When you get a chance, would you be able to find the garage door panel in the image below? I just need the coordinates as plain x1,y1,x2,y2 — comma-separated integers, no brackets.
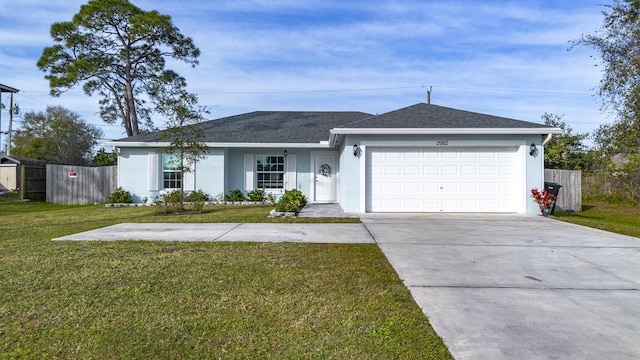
385,151,401,160
386,165,401,175
366,147,520,212
442,150,458,158
423,181,440,192
498,165,515,175
405,182,421,192
405,198,421,209
480,199,498,208
461,165,477,175
479,165,496,175
460,182,477,192
423,165,439,175
442,182,458,192
442,165,458,175
460,199,480,209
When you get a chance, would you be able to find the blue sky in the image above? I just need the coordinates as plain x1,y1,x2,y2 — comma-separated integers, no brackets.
0,0,607,147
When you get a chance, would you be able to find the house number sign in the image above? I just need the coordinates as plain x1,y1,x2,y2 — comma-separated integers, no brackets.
436,140,449,146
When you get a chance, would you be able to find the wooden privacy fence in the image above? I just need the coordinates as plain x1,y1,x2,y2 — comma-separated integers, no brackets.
20,164,47,201
47,165,117,205
545,169,582,212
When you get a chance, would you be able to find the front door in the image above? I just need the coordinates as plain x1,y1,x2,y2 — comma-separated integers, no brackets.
314,154,337,202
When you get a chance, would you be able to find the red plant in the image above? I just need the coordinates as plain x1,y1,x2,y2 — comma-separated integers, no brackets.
530,188,557,213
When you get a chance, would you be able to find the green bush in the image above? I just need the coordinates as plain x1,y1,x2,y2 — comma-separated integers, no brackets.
247,188,267,201
154,190,184,214
107,187,132,203
162,189,184,203
186,189,210,202
224,189,247,202
186,189,209,212
274,189,307,214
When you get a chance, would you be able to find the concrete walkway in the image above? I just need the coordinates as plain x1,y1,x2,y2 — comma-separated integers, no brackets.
297,203,359,218
53,222,374,243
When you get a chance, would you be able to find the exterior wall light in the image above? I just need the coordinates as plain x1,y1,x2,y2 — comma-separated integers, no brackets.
283,149,288,157
353,144,359,157
529,143,537,156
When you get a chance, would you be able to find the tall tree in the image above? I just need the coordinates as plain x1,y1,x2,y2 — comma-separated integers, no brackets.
37,0,200,137
158,91,209,210
570,0,640,153
541,113,588,170
12,106,102,165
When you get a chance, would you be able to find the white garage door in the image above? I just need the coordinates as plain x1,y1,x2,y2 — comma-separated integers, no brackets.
366,147,521,212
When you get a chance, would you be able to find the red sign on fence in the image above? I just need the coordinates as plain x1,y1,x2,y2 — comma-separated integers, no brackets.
69,172,77,178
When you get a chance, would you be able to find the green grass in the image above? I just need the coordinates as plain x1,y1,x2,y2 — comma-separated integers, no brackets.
0,195,451,359
554,196,640,238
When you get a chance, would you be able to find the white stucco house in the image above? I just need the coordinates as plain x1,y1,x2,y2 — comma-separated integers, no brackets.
106,103,561,214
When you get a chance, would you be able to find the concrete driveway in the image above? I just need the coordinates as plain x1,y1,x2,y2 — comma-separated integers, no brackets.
361,214,640,360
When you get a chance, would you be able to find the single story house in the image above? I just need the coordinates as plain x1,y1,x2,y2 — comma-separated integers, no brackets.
106,103,561,214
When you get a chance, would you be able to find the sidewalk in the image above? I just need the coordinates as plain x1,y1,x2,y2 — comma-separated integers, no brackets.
53,222,374,243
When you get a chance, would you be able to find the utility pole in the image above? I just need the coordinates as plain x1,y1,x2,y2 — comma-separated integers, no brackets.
0,84,19,155
427,86,432,104
8,92,14,156
0,93,3,154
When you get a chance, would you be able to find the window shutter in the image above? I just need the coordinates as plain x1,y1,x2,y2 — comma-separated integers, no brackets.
148,152,159,191
184,162,195,191
286,154,297,190
244,154,254,191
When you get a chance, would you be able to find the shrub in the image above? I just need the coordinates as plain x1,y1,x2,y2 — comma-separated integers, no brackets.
161,189,184,204
186,189,210,202
247,188,267,202
186,189,209,212
154,190,184,214
107,187,132,203
274,189,307,214
224,189,247,202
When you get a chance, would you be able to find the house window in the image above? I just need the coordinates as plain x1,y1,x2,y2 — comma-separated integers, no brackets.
162,153,182,189
256,155,284,189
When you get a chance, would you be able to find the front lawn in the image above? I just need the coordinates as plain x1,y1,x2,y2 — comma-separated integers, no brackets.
0,195,451,359
554,197,640,238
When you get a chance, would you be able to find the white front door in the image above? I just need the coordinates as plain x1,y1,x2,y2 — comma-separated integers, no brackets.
314,154,337,202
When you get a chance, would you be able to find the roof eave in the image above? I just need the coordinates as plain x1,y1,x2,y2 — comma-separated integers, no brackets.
0,84,19,93
330,127,563,135
105,141,332,148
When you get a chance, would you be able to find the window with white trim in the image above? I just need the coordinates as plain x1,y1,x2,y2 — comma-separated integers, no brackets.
162,153,182,189
256,155,284,189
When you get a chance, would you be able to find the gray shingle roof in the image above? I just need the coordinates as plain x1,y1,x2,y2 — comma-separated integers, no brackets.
114,103,551,144
117,111,373,143
342,103,548,129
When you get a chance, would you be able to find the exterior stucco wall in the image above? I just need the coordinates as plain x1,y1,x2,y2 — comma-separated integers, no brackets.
225,148,313,198
117,147,225,203
337,134,546,214
193,149,226,199
117,147,154,203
